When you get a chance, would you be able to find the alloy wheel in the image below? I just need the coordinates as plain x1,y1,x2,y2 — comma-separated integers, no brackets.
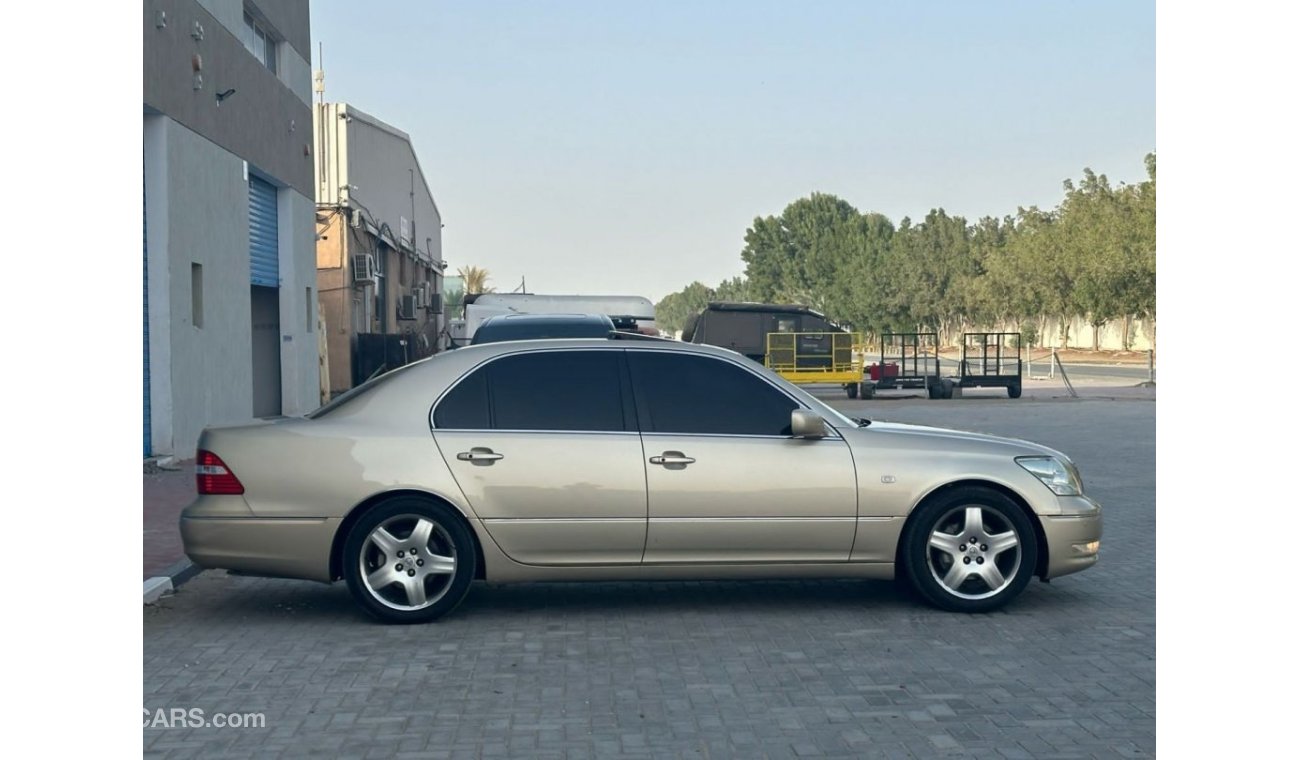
925,505,1022,600
358,514,458,611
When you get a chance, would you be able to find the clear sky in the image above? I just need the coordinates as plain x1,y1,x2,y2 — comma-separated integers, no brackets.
310,0,1154,301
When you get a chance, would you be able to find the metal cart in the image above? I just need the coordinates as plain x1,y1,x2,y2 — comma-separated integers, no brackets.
865,332,947,399
765,331,867,398
958,332,1023,398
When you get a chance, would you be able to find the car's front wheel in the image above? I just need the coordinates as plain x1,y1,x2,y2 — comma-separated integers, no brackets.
343,497,477,623
902,487,1038,612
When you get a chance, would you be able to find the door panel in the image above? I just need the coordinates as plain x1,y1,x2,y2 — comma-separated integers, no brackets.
431,348,647,565
435,431,647,565
625,349,860,564
641,435,857,563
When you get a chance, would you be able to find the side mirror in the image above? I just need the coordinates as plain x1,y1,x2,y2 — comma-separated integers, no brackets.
791,409,827,439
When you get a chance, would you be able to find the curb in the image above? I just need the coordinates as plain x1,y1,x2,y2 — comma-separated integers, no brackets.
143,557,203,604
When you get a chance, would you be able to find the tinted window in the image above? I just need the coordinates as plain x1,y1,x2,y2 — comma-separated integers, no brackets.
491,351,626,431
435,350,627,431
432,366,489,428
628,352,797,436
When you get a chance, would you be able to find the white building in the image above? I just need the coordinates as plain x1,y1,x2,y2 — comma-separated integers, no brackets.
144,0,317,457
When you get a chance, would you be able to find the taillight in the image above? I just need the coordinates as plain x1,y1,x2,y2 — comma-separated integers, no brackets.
196,449,245,495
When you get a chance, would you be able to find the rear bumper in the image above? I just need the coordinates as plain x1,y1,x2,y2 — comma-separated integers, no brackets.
180,498,337,582
1040,511,1103,579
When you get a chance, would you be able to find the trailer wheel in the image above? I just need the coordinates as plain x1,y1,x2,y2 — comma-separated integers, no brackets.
928,383,942,400
846,383,858,399
860,383,874,399
1007,382,1022,399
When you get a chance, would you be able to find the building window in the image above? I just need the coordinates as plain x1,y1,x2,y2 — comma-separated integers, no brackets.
306,287,314,333
241,9,278,75
191,263,204,328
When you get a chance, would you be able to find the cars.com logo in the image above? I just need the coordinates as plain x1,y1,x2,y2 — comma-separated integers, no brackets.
143,708,266,729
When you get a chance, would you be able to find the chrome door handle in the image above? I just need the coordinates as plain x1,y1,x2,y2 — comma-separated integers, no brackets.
457,448,504,463
649,452,695,466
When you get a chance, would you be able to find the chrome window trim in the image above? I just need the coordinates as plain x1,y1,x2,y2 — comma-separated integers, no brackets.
435,429,640,437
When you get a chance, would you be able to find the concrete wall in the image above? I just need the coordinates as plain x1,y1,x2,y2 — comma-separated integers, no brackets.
144,0,313,195
1038,316,1156,351
147,116,252,456
195,0,311,64
145,115,318,456
275,186,320,416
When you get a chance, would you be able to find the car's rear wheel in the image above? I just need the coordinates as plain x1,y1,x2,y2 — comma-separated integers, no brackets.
902,487,1037,612
343,497,477,623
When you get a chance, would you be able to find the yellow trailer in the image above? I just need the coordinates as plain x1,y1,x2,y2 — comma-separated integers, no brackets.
765,331,867,398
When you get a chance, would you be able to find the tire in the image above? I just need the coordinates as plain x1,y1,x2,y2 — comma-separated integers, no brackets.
846,383,859,399
927,383,942,400
861,383,875,399
901,486,1038,613
1007,382,1022,399
343,497,477,624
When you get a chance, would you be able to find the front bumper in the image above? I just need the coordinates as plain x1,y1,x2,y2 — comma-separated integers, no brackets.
1040,508,1103,579
180,497,338,582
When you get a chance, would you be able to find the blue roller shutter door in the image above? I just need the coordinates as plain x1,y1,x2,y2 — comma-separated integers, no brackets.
248,175,279,287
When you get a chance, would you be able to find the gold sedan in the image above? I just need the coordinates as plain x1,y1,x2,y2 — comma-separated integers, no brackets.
181,336,1101,623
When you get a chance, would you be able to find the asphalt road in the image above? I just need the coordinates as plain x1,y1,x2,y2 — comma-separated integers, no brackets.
144,395,1155,759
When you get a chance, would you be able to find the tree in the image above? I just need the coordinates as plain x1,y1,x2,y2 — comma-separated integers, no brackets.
457,265,494,294
658,153,1154,350
654,281,712,335
712,276,751,302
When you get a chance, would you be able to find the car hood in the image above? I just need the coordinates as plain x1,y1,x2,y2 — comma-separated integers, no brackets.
850,421,1069,461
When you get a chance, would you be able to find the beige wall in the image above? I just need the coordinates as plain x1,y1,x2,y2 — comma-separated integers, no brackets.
1036,316,1156,351
316,212,443,397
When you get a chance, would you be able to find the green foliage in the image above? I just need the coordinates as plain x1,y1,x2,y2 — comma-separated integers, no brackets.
661,154,1155,347
654,281,713,335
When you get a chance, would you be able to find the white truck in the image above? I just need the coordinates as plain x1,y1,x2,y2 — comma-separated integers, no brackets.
449,293,657,347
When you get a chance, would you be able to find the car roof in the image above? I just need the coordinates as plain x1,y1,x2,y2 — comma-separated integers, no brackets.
454,335,737,358
311,337,779,423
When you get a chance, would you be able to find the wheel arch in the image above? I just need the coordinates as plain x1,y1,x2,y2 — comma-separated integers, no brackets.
895,479,1049,578
329,489,487,582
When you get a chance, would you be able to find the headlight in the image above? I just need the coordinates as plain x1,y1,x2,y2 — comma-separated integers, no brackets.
1016,456,1083,496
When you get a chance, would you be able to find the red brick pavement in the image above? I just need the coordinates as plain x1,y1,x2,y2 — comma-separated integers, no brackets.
144,460,195,579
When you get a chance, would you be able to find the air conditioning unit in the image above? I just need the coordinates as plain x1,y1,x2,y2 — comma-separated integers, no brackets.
428,292,443,313
397,294,417,321
352,253,377,284
412,284,428,309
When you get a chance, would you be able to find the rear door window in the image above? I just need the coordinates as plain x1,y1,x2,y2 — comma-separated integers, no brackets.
434,350,629,432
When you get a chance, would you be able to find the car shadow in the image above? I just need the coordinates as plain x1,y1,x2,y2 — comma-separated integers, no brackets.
152,573,1083,628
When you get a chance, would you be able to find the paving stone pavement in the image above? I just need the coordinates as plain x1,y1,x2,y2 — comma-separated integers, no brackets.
144,395,1155,759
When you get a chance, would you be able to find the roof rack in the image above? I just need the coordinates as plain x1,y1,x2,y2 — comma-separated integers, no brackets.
607,331,673,342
